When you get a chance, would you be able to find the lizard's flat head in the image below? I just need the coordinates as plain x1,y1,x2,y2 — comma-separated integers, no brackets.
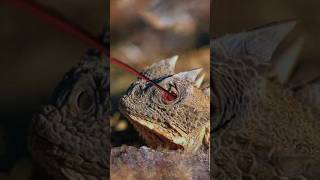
119,56,209,153
29,52,109,179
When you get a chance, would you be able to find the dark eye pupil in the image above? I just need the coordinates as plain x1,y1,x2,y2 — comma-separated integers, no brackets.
77,92,94,111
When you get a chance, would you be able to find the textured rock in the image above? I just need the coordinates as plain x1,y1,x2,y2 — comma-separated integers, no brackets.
111,146,209,180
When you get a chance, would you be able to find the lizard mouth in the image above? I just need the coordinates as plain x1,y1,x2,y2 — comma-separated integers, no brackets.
123,113,185,150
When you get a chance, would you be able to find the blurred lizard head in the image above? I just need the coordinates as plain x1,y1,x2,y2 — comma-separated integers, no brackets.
30,51,109,179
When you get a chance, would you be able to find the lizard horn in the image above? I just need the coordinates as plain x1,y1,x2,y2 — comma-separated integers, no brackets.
271,37,304,84
173,68,202,81
212,20,296,62
195,74,205,88
167,55,178,71
142,55,179,79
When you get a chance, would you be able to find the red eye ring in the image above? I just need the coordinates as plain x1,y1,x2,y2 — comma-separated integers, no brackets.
161,83,178,103
162,91,177,102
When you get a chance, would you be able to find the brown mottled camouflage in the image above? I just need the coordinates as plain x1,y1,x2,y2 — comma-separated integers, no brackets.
211,20,320,180
119,55,210,154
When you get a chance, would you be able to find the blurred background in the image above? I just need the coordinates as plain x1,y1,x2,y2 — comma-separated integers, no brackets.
213,0,320,86
110,0,210,147
0,1,105,179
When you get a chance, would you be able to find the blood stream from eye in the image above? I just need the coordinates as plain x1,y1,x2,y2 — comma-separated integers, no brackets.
2,0,177,100
162,92,177,102
110,57,177,100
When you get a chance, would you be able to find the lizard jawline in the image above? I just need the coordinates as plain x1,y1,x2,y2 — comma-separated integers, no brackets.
31,133,107,177
127,115,185,150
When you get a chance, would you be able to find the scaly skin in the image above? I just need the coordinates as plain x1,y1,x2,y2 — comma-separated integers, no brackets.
294,81,320,118
29,36,110,179
119,56,210,154
211,21,320,179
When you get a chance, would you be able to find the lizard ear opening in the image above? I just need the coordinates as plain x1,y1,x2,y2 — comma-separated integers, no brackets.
77,91,95,113
212,20,296,63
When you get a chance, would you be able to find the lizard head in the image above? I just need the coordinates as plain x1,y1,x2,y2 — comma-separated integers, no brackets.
211,20,297,131
29,52,109,179
119,56,209,153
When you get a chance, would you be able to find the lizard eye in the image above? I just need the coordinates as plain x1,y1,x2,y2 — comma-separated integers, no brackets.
131,85,142,97
161,83,179,104
127,84,142,97
77,92,94,112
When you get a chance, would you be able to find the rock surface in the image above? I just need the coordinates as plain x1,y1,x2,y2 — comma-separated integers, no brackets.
111,146,209,180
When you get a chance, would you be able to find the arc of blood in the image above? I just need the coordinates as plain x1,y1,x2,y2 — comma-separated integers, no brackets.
2,0,177,100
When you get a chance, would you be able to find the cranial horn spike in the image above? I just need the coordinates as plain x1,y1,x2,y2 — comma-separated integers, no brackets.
142,55,179,79
271,37,304,84
173,68,202,81
212,20,297,62
168,55,178,71
195,74,205,88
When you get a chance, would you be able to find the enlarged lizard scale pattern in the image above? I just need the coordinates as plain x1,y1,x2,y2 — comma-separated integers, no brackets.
211,21,320,179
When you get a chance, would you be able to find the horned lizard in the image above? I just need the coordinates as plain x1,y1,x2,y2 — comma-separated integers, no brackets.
119,55,210,154
29,32,110,180
211,20,320,179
